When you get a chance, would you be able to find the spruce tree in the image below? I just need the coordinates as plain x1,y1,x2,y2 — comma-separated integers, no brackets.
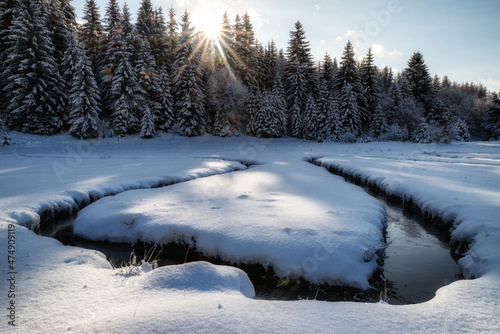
79,0,103,73
165,5,178,70
233,11,258,90
171,10,205,136
484,92,500,140
359,48,380,123
321,52,335,92
3,0,64,134
302,94,319,140
157,64,174,131
109,12,142,136
402,52,436,114
337,83,361,137
369,104,389,139
284,21,317,138
64,40,102,139
332,41,367,131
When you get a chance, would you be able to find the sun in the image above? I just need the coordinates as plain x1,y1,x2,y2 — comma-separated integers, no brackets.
193,4,222,40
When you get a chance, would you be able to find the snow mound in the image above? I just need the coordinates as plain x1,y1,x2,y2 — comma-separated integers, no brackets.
74,160,386,289
138,261,255,298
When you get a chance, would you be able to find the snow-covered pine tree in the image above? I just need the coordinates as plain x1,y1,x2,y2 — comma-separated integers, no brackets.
411,122,433,143
109,18,142,135
48,0,77,64
369,104,389,140
321,52,335,92
359,48,380,125
401,52,437,116
245,91,261,136
64,40,102,139
171,10,205,136
135,36,161,136
165,5,178,70
97,0,122,115
444,118,470,142
140,105,156,138
0,0,21,110
302,94,319,140
206,63,245,137
151,7,169,67
284,21,317,138
323,96,342,142
157,64,174,131
79,0,103,73
332,41,367,133
233,11,258,91
3,0,64,134
484,92,500,140
337,83,362,137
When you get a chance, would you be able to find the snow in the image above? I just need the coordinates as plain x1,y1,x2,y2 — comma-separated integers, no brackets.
1,132,499,333
73,154,385,288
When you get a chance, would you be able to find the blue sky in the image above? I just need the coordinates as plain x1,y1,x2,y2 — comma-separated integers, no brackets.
72,0,500,92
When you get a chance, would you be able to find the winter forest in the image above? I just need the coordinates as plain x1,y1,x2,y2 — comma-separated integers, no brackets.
1,0,499,142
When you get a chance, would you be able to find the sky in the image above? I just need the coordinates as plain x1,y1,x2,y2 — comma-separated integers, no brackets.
72,0,500,92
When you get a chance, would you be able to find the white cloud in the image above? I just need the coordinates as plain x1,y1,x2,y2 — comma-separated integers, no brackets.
344,29,356,38
314,5,321,11
388,49,403,57
371,43,403,59
335,36,343,42
176,0,191,7
372,44,386,57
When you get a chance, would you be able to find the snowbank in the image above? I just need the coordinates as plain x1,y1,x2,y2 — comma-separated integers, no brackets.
74,159,386,288
315,141,500,278
1,133,499,333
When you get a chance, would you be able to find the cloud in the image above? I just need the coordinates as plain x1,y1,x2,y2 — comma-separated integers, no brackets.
372,44,386,57
314,5,321,11
176,0,191,7
371,43,403,59
344,29,356,38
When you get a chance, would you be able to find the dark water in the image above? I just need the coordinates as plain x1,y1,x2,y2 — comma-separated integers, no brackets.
381,197,462,305
40,197,461,304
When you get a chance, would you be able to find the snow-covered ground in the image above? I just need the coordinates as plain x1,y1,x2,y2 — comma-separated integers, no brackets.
1,132,499,333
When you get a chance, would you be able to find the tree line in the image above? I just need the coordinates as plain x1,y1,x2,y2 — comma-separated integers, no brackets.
1,0,499,142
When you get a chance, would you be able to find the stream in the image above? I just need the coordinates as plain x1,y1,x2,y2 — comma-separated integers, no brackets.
39,163,462,305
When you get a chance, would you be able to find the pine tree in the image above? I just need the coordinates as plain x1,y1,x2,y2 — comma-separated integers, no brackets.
285,21,317,138
109,14,142,136
165,5,178,69
48,0,77,64
245,92,260,135
302,94,319,140
369,104,389,139
171,10,205,136
157,64,174,131
402,52,436,114
359,48,380,123
337,83,361,137
136,37,161,136
484,92,500,140
233,11,258,90
64,40,102,139
3,0,64,134
332,41,367,130
140,106,156,138
0,0,19,110
79,0,103,73
321,52,335,91
411,122,433,143
136,0,154,37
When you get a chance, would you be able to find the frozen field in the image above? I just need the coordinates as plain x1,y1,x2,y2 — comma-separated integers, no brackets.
1,132,499,333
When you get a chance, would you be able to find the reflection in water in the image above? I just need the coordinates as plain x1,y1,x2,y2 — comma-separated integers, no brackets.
381,197,461,305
